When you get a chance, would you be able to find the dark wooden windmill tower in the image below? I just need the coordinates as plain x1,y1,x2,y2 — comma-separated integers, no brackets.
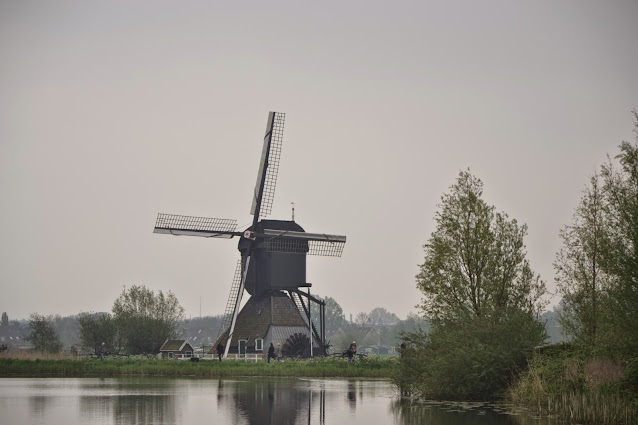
153,112,346,358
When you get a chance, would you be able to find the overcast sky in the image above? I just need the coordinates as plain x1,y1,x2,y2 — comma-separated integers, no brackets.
1,0,637,321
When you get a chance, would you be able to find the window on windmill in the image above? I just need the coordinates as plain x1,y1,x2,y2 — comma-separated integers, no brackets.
256,339,263,351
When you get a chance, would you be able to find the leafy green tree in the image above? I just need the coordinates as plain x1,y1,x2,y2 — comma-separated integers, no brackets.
1,312,8,326
403,170,547,399
598,114,638,355
112,285,184,355
555,173,611,349
313,295,345,335
417,171,547,320
77,313,117,355
26,313,63,354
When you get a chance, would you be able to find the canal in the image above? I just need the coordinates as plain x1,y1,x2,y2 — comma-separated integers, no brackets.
0,377,554,424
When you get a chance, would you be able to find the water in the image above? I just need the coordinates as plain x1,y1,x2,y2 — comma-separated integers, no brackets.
0,377,554,425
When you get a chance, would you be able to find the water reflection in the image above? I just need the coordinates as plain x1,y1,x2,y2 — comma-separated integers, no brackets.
390,398,554,425
0,377,558,425
346,381,356,407
28,395,48,419
229,380,305,424
78,378,180,425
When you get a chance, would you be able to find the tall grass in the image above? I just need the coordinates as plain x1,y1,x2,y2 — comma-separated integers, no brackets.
0,353,398,379
508,346,638,424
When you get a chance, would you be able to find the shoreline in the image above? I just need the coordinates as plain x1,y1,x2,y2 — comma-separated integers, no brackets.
0,357,398,379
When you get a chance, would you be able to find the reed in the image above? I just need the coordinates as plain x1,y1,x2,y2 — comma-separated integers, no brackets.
508,348,638,424
0,355,398,379
531,391,638,424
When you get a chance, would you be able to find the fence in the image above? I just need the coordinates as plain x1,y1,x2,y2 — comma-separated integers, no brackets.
173,353,265,362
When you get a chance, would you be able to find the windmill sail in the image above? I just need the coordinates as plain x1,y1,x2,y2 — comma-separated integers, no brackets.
153,213,240,238
262,229,346,257
250,112,285,221
217,260,243,341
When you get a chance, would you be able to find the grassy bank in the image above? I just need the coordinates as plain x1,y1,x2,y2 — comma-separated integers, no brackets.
508,344,638,424
0,355,398,379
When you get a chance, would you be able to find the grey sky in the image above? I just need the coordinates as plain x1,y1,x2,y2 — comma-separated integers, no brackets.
1,1,637,321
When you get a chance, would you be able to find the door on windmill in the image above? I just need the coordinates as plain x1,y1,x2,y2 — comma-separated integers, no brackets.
239,340,247,357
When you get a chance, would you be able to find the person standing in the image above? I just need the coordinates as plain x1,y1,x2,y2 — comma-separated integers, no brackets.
276,343,282,362
98,343,105,361
348,341,357,363
217,343,224,362
268,343,275,363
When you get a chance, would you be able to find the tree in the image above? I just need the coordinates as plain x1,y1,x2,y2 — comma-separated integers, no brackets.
556,112,638,357
1,312,8,326
52,315,80,348
77,312,117,355
26,313,63,354
598,114,638,355
314,295,345,335
416,170,547,321
111,285,184,355
555,173,611,349
355,312,371,327
368,307,400,326
404,170,547,399
388,312,429,345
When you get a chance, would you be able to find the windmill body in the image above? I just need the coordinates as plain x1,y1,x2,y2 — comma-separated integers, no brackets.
153,112,346,359
239,220,308,297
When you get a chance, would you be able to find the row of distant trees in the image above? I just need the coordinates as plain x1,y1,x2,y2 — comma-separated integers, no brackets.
313,297,426,350
396,112,638,400
5,290,418,356
3,285,184,355
318,297,401,331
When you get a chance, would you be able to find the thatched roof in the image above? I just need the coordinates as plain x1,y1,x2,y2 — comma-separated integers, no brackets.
159,339,192,352
212,291,306,349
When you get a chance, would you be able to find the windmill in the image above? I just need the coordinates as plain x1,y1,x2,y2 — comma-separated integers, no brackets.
153,112,346,358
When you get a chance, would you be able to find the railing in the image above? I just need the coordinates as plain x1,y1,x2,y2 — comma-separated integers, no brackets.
172,353,265,362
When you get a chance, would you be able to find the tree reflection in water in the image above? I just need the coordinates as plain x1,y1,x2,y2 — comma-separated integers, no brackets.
390,398,556,425
78,378,179,425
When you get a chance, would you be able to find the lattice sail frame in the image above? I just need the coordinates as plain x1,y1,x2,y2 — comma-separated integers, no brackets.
154,213,238,238
263,230,346,257
250,112,285,219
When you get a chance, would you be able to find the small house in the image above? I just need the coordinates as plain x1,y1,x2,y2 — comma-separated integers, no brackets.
159,339,195,360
